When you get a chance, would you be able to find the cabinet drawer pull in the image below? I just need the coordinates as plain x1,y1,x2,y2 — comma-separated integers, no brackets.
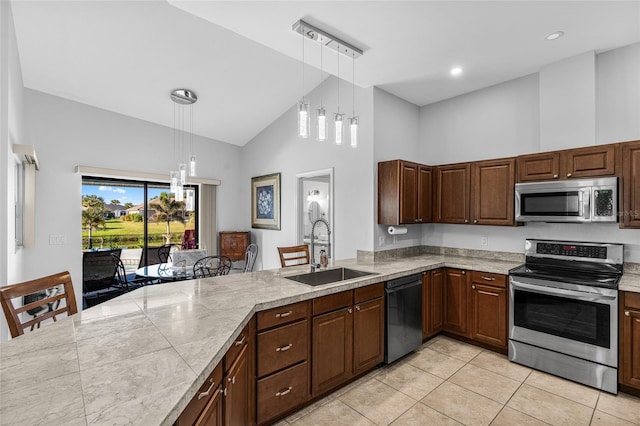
481,276,496,281
275,387,292,397
567,173,572,177
234,334,246,346
625,311,631,316
276,311,292,318
472,285,476,289
198,378,216,400
553,174,559,179
276,343,293,352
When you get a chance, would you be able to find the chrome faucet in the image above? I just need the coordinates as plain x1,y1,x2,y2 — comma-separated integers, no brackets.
310,218,331,272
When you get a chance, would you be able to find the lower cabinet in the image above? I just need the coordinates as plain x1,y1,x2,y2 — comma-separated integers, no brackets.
312,284,385,397
175,320,255,426
422,269,444,339
621,291,640,394
468,271,508,349
443,269,469,336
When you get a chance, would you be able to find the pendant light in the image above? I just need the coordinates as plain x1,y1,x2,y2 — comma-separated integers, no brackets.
316,36,328,142
298,28,310,138
334,44,344,146
349,51,358,148
170,89,197,202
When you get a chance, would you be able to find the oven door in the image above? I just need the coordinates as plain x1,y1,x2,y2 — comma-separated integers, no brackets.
509,276,618,367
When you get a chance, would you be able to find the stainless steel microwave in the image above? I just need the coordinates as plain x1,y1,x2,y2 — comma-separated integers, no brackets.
515,177,618,223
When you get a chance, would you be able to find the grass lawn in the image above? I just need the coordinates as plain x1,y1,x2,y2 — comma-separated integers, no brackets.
82,218,194,248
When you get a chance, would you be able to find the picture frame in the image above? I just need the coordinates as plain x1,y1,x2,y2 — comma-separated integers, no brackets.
251,172,281,230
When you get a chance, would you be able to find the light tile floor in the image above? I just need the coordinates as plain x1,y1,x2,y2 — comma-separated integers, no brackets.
277,336,640,426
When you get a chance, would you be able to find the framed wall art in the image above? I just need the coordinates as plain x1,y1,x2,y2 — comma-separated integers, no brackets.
251,172,281,230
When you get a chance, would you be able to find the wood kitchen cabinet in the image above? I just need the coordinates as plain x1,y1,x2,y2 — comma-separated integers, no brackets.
378,160,432,225
517,144,617,182
620,291,640,396
434,163,471,224
468,271,508,350
422,269,444,340
471,158,516,226
175,320,255,426
311,284,384,397
256,301,310,425
443,269,469,336
621,141,640,228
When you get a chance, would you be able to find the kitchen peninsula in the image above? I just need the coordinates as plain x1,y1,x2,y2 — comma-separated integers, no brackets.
1,252,639,425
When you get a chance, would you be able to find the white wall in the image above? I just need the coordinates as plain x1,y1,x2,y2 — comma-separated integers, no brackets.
1,1,26,342
373,87,423,251
419,73,540,164
597,43,640,144
419,44,640,262
241,76,375,270
540,51,596,151
20,89,243,310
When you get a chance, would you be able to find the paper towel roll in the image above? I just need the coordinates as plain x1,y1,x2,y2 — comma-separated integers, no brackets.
388,226,407,235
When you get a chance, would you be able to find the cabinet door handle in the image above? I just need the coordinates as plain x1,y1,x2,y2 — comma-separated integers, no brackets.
198,378,216,400
464,219,469,223
472,285,476,289
461,270,466,275
276,343,293,352
355,305,361,311
481,276,496,281
228,375,235,385
473,219,478,224
234,334,246,346
567,173,572,177
275,387,292,397
553,174,559,179
348,308,353,314
625,311,631,316
276,311,292,318
223,387,227,396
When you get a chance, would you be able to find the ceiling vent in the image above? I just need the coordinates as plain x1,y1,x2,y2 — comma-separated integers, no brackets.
12,144,40,170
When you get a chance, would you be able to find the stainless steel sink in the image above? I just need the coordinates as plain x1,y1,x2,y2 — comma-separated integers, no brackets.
284,267,377,286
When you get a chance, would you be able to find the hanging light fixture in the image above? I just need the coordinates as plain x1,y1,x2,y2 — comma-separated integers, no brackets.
170,89,197,202
292,20,363,146
349,51,358,148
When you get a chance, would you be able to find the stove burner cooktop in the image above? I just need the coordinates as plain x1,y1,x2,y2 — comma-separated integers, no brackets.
509,264,621,289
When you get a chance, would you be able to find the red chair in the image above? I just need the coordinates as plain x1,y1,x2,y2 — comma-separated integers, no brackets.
181,229,196,249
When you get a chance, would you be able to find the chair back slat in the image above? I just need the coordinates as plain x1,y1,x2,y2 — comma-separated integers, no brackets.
0,271,77,338
277,245,310,267
193,256,232,278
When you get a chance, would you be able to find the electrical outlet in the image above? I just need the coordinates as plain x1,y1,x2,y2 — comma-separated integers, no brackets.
481,236,488,247
379,236,386,246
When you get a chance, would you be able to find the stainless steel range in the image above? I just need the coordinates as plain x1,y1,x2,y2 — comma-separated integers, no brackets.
509,239,623,394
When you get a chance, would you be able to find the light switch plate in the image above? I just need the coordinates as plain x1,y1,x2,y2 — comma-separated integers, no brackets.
49,234,66,245
481,236,489,247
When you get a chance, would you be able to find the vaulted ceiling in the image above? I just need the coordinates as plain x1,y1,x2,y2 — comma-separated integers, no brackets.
10,1,640,146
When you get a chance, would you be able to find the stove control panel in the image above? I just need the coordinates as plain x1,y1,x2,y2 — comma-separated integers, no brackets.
536,242,607,259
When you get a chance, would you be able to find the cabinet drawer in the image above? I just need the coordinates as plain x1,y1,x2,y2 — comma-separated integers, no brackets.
355,283,384,303
313,290,353,316
257,301,309,331
471,271,506,288
257,320,308,377
257,361,309,425
624,292,640,310
177,362,223,426
224,321,250,372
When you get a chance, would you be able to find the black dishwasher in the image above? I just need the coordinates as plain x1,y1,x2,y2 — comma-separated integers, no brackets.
384,274,423,364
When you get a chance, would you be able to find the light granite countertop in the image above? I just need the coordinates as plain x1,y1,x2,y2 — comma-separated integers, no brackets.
0,254,636,425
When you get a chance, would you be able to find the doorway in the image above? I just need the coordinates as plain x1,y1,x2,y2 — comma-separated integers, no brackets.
296,168,334,264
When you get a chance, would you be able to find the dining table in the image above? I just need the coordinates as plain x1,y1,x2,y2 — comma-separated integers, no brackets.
135,263,195,282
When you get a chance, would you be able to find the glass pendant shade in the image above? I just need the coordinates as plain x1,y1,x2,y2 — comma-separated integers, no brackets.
170,171,179,194
298,101,310,138
178,163,187,185
334,113,344,145
175,185,184,202
349,116,359,148
185,189,195,211
189,155,197,177
317,107,328,141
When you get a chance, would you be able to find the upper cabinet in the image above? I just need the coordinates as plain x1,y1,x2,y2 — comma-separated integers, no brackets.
621,140,640,228
434,163,470,224
471,158,516,226
517,144,617,182
378,160,432,225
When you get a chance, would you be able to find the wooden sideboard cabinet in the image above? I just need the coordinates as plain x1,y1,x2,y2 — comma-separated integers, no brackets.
219,231,250,261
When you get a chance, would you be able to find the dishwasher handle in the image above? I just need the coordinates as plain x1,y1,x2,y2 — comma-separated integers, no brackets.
385,274,421,291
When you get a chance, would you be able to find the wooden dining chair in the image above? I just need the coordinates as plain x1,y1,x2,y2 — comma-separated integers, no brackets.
277,245,310,267
0,271,78,338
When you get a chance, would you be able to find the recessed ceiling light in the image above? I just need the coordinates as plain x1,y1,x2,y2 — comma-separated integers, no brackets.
545,31,565,41
450,67,463,76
